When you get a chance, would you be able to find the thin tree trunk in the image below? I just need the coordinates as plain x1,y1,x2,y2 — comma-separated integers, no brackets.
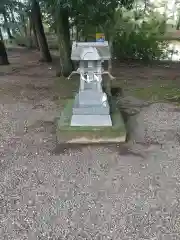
31,0,52,62
29,13,40,50
0,40,9,65
9,8,17,35
177,12,180,30
56,9,73,77
2,9,13,39
10,8,16,23
105,29,113,72
76,24,79,41
10,7,22,35
21,14,27,37
0,28,3,41
108,39,113,72
33,24,40,50
28,16,33,48
177,20,180,30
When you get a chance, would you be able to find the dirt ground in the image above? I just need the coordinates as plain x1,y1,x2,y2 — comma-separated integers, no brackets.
1,48,180,240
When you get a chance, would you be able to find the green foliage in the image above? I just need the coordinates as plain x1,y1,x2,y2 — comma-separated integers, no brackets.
112,10,169,61
42,0,135,37
0,0,173,63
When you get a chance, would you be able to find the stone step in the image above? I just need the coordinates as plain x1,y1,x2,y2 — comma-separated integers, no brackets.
71,114,112,126
73,105,110,115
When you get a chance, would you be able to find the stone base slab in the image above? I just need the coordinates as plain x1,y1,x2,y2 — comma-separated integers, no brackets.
71,114,112,126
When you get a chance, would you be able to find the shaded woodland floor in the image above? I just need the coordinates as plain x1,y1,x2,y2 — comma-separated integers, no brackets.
1,47,180,239
2,47,180,103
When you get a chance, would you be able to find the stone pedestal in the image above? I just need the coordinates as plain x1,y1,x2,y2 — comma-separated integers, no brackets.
70,89,112,126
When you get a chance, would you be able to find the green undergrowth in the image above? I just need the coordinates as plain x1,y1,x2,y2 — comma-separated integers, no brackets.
53,76,79,106
131,84,180,102
114,79,180,103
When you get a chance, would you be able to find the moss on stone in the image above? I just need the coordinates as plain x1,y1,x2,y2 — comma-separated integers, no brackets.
56,97,126,143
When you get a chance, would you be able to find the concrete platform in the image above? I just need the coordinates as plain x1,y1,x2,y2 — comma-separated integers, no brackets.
56,96,126,144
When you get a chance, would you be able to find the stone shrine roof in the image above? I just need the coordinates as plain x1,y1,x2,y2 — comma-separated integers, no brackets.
71,41,111,61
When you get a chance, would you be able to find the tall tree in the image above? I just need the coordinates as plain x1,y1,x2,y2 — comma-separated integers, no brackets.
31,0,52,62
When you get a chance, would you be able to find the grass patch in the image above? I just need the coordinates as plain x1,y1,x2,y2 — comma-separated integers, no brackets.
115,80,180,102
131,84,180,102
53,76,79,107
54,76,79,95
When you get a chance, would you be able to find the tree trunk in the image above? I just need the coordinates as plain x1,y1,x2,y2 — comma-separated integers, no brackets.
31,0,52,62
0,28,3,41
108,47,112,72
177,21,180,30
28,16,33,48
29,13,39,50
33,25,40,50
177,13,180,30
56,10,73,77
10,7,22,35
76,24,79,41
31,15,40,50
0,40,9,65
21,14,28,37
10,8,17,35
2,9,13,39
105,29,113,72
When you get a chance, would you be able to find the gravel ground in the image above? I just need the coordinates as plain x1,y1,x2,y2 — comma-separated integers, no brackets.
1,49,180,240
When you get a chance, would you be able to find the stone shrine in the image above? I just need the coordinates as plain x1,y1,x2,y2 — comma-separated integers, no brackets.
68,41,113,127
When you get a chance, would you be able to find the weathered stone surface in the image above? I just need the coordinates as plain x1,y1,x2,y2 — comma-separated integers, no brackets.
72,90,112,126
83,81,100,90
75,90,107,106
